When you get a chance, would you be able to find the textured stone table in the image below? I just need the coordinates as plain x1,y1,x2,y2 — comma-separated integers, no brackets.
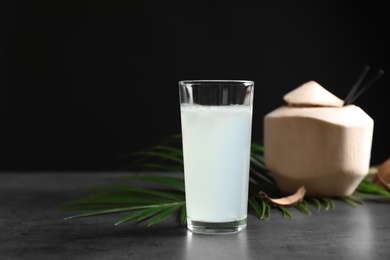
1,173,389,260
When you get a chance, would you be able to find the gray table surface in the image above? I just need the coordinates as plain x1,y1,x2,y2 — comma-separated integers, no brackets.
1,172,389,260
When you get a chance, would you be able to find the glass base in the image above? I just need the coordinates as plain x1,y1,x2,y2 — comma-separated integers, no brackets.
187,218,247,234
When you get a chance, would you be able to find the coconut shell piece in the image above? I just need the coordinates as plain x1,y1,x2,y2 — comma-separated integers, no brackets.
283,81,345,107
373,158,390,190
258,186,306,206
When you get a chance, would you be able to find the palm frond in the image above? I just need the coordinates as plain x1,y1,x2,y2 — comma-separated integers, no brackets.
277,206,293,218
61,175,186,226
295,200,312,216
248,196,266,220
118,175,185,192
309,198,322,212
61,135,390,227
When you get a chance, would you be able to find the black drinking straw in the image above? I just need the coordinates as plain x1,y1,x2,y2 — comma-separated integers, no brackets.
344,66,385,105
344,65,370,105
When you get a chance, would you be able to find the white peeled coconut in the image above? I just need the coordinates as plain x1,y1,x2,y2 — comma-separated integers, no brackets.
264,81,374,196
283,80,345,107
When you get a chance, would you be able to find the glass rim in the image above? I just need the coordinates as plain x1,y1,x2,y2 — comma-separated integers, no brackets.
179,80,254,85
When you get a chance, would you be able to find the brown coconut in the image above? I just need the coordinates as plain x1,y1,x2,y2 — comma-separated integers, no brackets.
373,158,390,190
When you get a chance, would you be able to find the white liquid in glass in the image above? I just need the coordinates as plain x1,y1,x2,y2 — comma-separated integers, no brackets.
180,104,252,222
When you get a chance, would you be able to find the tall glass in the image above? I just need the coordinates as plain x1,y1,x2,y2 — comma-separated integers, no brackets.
179,80,254,234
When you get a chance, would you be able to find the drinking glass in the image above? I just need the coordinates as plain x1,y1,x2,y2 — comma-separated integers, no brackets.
179,80,254,234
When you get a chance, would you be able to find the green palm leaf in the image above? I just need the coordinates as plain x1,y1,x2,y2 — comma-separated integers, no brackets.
118,175,185,192
180,205,187,225
277,206,293,218
60,135,390,227
309,198,322,212
64,205,157,220
248,196,265,219
146,204,183,227
85,186,184,201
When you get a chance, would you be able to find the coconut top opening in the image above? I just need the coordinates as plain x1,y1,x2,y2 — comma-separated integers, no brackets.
283,81,344,107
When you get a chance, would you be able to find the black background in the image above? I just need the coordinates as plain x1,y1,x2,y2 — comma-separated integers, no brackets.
1,2,389,172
